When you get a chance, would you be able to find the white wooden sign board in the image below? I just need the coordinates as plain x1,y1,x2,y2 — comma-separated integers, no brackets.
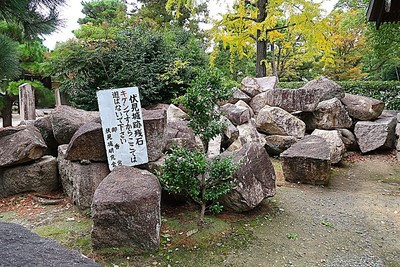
97,87,148,170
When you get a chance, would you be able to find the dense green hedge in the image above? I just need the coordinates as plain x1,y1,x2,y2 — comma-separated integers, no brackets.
279,81,400,110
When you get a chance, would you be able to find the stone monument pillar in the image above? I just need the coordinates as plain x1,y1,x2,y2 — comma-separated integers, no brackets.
19,83,36,121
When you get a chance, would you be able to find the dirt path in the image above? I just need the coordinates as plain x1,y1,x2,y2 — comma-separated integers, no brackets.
1,152,399,267
221,153,400,267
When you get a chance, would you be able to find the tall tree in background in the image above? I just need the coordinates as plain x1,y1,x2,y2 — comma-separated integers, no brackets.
320,9,367,80
0,0,65,126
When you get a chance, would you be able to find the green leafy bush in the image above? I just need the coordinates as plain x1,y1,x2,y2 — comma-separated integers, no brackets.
279,80,400,110
159,68,237,223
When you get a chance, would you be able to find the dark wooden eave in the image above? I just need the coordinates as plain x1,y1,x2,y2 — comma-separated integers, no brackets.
367,0,400,29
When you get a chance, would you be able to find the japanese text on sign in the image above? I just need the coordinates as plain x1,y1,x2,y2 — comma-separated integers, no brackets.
97,87,148,170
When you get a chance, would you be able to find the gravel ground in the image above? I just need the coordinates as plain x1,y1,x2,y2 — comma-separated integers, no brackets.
220,152,400,267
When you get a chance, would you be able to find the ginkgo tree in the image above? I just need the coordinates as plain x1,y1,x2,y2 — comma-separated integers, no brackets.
166,0,334,79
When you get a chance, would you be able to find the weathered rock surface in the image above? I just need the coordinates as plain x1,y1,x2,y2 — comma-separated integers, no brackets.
354,117,397,153
165,120,198,151
314,98,352,129
66,121,106,162
221,116,239,143
341,93,385,121
0,222,99,267
264,135,298,156
293,111,317,132
58,145,110,210
143,109,167,162
0,156,59,197
338,128,358,151
241,76,262,97
92,166,161,252
50,105,99,144
311,129,346,164
221,103,251,126
208,135,222,158
228,119,264,151
34,116,58,156
220,142,276,212
235,100,254,117
228,87,252,104
256,106,306,138
281,135,331,185
255,76,278,91
378,109,398,119
0,126,47,168
167,104,189,122
250,77,344,114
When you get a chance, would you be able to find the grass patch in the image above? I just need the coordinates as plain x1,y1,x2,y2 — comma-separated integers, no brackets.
381,177,400,185
33,218,92,255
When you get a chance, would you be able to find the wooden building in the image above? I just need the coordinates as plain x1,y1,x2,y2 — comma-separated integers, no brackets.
367,0,400,29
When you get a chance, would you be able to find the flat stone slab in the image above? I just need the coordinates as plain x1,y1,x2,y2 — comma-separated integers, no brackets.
281,135,331,185
0,222,98,266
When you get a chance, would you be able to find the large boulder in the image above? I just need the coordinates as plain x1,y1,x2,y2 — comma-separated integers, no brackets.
143,109,167,162
241,76,278,97
228,87,252,104
167,104,189,122
33,116,58,156
338,128,358,151
311,129,346,164
256,105,306,138
220,103,251,126
263,135,298,156
58,145,110,210
341,93,385,121
354,117,397,153
314,98,352,130
227,119,264,151
50,105,99,145
91,166,161,252
0,156,59,198
0,222,99,267
0,126,47,168
220,142,276,212
235,100,255,117
165,120,198,151
221,116,239,143
250,77,344,114
281,135,331,185
66,121,106,162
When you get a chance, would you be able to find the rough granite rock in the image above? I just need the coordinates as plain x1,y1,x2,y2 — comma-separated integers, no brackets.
221,103,251,126
281,135,331,185
58,145,110,210
235,100,255,117
250,77,344,114
0,222,99,267
167,104,190,122
241,76,263,97
263,135,298,156
221,116,239,143
66,121,106,162
228,87,252,104
220,142,276,212
0,156,59,198
0,126,47,168
50,105,99,145
354,117,397,153
165,120,198,151
142,109,167,162
228,119,264,151
314,98,352,130
311,129,346,164
91,166,161,252
34,116,59,156
341,93,385,121
256,105,306,138
338,128,358,151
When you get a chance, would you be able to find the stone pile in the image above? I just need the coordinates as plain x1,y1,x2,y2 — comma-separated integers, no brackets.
222,76,398,185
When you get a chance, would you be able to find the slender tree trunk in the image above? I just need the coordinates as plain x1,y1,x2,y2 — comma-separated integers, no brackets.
200,173,206,224
270,42,278,77
1,95,14,127
396,66,400,81
256,0,267,78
